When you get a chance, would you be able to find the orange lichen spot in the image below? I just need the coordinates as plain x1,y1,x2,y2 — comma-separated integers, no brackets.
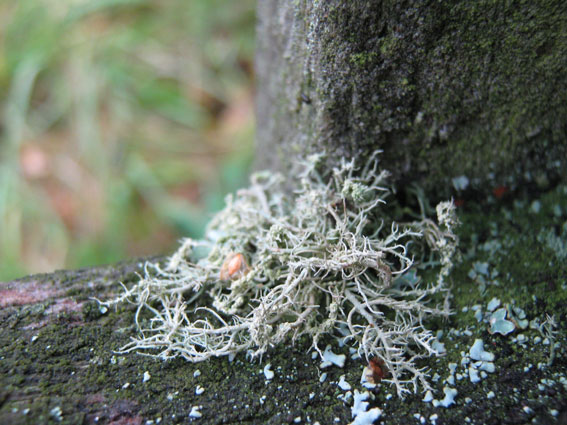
364,357,388,384
220,253,249,281
493,185,509,199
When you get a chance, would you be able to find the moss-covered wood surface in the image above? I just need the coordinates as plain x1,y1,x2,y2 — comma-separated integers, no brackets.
2,184,566,425
255,0,567,196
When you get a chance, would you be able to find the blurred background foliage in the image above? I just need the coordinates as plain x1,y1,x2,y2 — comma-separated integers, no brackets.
0,0,256,280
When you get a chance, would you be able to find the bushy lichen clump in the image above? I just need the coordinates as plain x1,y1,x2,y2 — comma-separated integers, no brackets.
101,153,459,397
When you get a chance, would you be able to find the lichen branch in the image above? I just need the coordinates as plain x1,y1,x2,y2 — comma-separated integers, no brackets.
100,153,459,397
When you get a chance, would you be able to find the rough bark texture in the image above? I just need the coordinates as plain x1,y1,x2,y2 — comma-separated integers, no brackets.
2,185,567,424
255,0,567,194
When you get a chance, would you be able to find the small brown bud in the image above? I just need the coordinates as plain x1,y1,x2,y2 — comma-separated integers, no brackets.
220,253,249,281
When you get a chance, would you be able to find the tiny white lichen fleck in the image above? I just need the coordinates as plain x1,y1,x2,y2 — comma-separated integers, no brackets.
486,297,501,312
351,390,370,417
452,175,469,191
349,408,382,425
263,363,274,380
338,375,352,391
50,406,63,422
189,406,202,418
320,346,346,369
469,339,495,362
470,366,484,384
436,386,457,408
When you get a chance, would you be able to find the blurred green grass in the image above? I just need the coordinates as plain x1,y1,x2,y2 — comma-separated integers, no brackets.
0,0,256,280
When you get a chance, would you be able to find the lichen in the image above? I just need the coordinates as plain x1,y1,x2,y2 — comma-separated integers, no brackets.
3,181,566,424
101,153,459,397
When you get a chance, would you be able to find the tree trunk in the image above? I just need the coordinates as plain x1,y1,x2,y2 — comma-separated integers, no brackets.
255,0,567,193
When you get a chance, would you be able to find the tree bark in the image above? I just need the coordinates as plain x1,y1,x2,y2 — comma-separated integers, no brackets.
255,0,567,193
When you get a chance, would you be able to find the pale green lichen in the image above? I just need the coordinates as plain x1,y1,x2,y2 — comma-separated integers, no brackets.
100,153,459,397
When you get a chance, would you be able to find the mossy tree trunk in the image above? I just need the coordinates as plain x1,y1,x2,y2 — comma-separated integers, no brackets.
3,188,567,424
255,0,567,193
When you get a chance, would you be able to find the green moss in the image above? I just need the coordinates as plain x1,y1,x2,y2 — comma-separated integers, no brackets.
349,52,378,67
